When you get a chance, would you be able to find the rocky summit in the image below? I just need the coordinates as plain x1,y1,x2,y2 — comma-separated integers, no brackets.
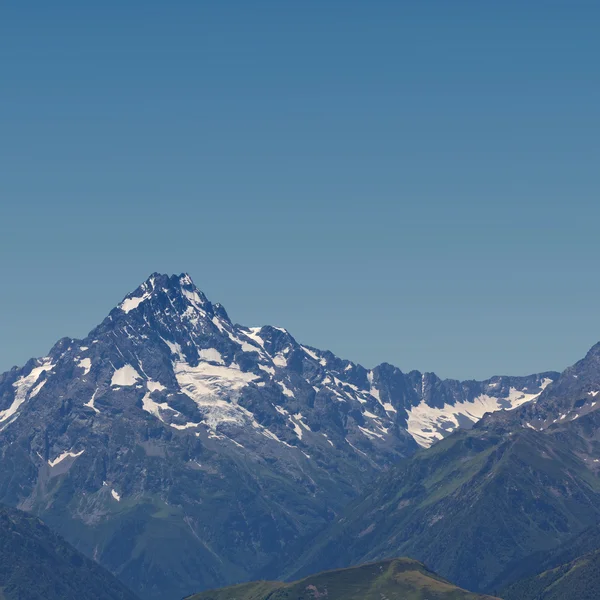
0,273,556,599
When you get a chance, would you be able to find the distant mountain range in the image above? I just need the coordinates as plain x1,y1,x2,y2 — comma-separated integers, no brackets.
0,272,585,599
187,558,500,600
278,343,600,594
0,504,138,600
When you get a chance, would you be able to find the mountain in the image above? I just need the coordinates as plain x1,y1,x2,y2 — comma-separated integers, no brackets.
490,521,600,591
186,558,500,600
478,340,600,432
502,548,600,600
0,503,138,600
494,522,600,599
282,344,600,593
0,273,555,599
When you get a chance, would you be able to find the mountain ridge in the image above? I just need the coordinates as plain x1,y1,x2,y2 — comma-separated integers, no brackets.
0,273,560,598
186,557,500,600
278,339,600,592
502,547,600,600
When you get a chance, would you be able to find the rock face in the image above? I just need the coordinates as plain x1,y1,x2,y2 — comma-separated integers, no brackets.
0,273,557,599
477,340,600,432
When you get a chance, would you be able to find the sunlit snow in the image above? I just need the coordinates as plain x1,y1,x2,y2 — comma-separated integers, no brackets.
198,348,224,364
277,381,295,397
406,378,553,447
48,449,84,467
174,360,258,430
84,389,100,413
111,364,142,387
0,359,55,424
120,291,152,313
77,357,92,376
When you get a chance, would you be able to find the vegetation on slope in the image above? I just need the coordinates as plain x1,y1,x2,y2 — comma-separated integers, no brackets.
188,558,500,600
490,522,600,590
502,548,600,600
281,425,600,593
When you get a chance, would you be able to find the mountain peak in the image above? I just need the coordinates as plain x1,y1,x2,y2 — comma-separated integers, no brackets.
116,272,211,315
0,273,565,599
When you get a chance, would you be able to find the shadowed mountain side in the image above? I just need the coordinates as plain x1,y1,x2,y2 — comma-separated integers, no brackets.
0,504,139,600
502,548,600,600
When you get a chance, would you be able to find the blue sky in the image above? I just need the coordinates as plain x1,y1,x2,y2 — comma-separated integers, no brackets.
1,1,599,379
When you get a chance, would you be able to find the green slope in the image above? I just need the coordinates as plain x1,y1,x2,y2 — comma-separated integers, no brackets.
0,504,139,600
187,558,500,600
281,423,600,593
490,522,600,590
276,340,600,594
502,548,600,600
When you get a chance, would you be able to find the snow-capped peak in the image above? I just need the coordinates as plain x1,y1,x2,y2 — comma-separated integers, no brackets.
113,275,221,327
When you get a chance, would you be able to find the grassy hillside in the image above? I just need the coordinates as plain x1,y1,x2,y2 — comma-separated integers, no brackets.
0,504,139,600
502,548,600,600
280,426,600,593
188,558,500,600
490,522,600,590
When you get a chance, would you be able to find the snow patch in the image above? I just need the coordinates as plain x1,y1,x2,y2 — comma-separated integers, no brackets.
301,346,319,361
77,357,92,375
358,426,384,440
120,291,151,313
406,378,553,447
277,381,294,398
174,361,258,430
198,348,224,364
290,418,304,439
228,332,261,354
29,379,47,398
84,389,100,413
182,288,205,310
289,413,310,439
272,353,287,367
48,449,84,467
171,422,201,430
111,489,121,502
259,364,275,376
363,410,380,419
111,365,142,387
147,380,166,393
211,317,227,334
160,337,184,361
367,371,386,408
142,381,177,422
1,359,55,424
345,438,368,457
245,328,266,348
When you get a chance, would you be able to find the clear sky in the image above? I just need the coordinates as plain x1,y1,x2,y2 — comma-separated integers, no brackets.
1,1,599,380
